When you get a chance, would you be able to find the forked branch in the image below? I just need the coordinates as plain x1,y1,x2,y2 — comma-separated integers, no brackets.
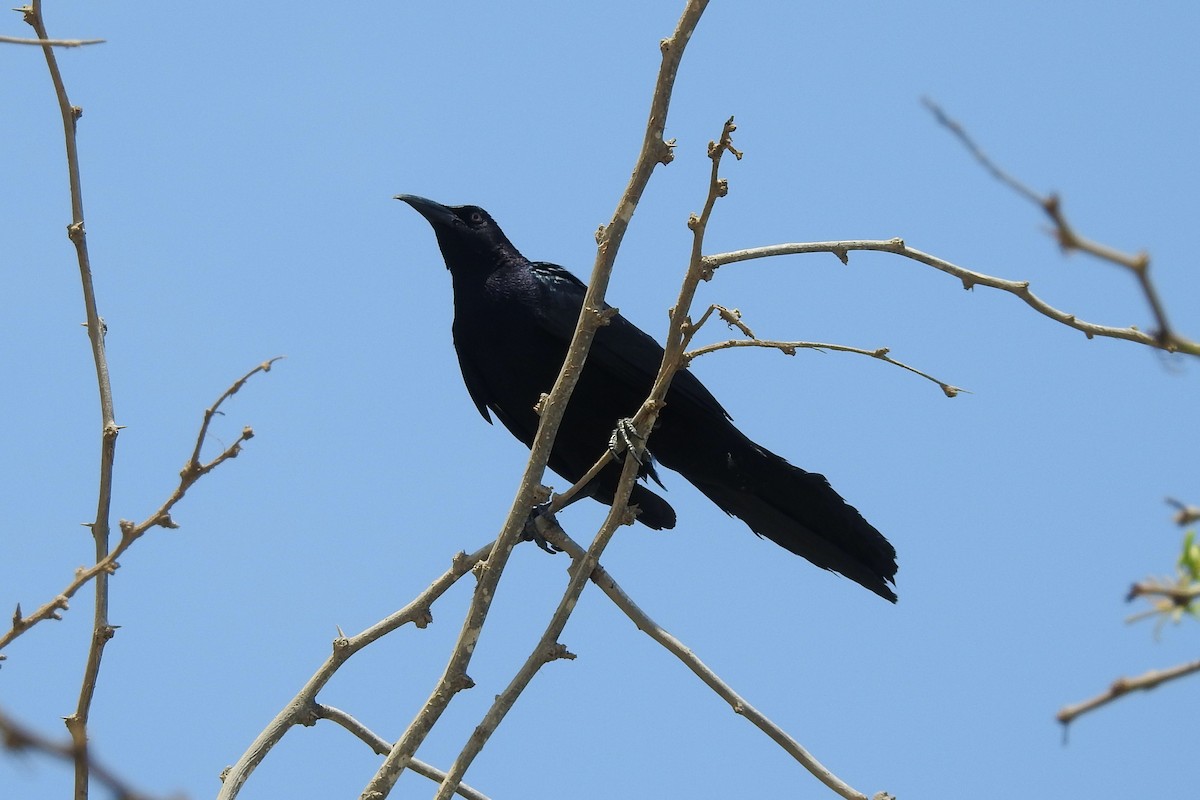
1,359,282,653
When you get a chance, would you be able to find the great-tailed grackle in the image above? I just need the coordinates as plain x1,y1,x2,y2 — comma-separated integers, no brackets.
397,195,898,601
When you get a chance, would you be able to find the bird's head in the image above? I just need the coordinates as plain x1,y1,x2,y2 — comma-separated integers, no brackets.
395,195,520,272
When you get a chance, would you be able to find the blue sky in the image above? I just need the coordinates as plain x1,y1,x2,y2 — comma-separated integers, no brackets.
3,2,1198,798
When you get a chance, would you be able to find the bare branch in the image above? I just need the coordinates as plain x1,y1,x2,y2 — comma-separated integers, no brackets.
534,518,873,800
923,96,1187,352
22,3,118,790
706,239,1200,357
1056,658,1200,726
312,706,491,800
217,542,493,799
1,360,281,653
431,464,642,799
0,33,104,46
684,330,964,398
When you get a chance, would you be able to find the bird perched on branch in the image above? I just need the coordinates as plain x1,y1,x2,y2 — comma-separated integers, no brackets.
397,195,898,601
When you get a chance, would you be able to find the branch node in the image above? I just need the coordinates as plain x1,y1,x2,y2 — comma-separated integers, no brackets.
1132,250,1150,274
659,137,676,165
530,483,552,506
593,306,618,326
544,642,576,663
297,702,320,727
413,606,434,629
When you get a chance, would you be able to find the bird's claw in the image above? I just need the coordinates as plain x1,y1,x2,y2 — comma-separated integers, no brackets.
522,502,564,554
608,418,645,465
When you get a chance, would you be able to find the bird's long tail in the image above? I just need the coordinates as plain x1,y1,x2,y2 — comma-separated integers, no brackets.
659,424,898,602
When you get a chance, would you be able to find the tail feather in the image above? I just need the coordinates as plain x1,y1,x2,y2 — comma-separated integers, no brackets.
628,483,676,530
663,430,898,601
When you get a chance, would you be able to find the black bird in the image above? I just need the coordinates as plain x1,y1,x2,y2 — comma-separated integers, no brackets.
397,195,898,601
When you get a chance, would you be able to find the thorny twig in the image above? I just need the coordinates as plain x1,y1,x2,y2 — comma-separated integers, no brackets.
682,304,964,397
217,541,492,799
2,359,281,653
21,3,120,792
705,239,1200,357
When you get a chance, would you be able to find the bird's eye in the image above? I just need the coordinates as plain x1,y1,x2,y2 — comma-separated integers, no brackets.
468,210,485,226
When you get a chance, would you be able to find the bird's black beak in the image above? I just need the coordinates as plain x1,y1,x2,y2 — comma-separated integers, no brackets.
395,194,457,228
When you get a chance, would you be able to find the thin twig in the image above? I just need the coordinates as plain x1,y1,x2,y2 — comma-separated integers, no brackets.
0,33,104,46
357,5,710,798
923,96,1187,352
313,706,491,800
216,542,493,799
706,239,1200,357
535,519,873,800
685,336,963,398
21,4,115,793
1056,657,1200,726
1,359,282,653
